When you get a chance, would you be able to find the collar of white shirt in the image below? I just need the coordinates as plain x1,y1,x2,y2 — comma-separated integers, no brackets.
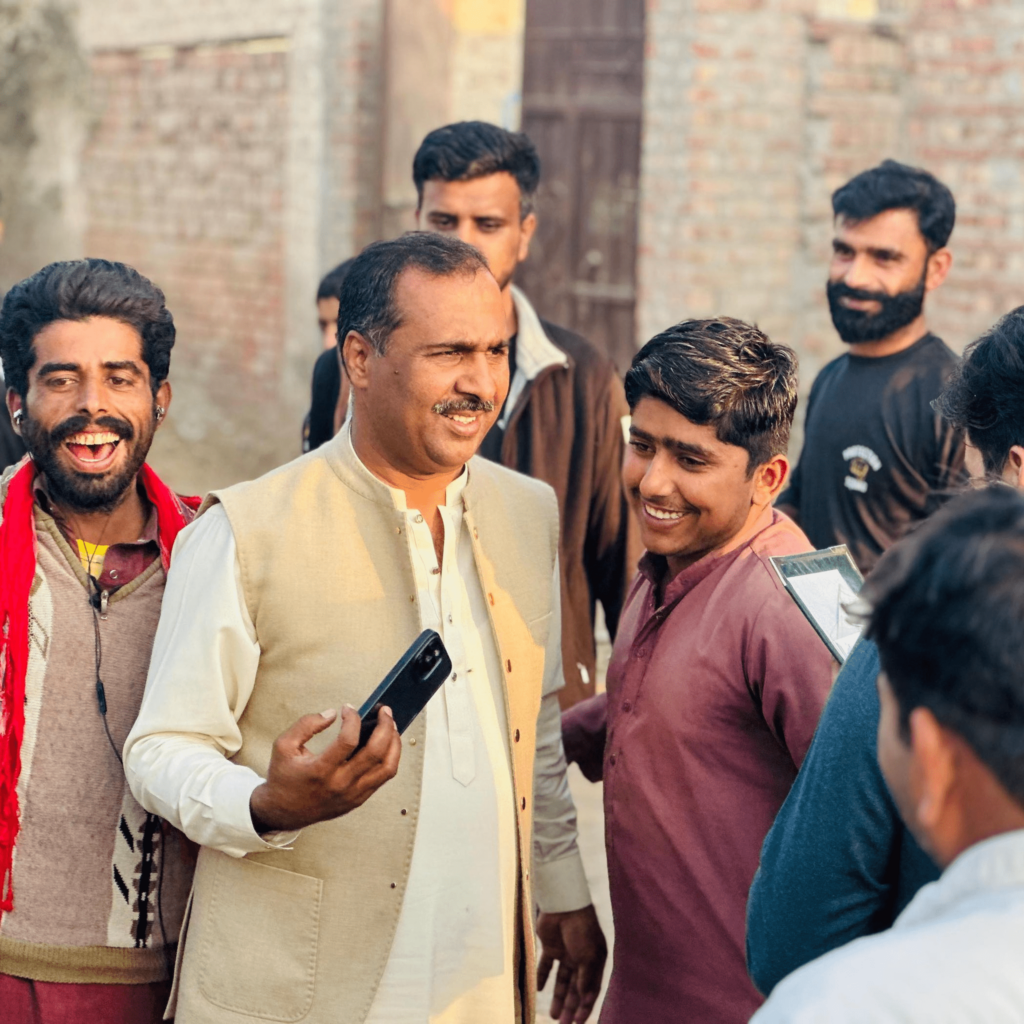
895,827,1024,930
345,427,470,510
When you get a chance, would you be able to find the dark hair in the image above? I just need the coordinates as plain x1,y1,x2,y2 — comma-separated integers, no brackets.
832,159,956,252
337,232,489,357
412,121,541,218
863,487,1024,808
936,306,1024,475
624,318,798,472
0,259,175,397
317,258,355,303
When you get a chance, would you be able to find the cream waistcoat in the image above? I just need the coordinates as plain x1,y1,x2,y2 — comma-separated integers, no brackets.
172,429,558,1024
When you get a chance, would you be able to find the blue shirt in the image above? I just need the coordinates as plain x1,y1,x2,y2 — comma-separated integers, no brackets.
745,637,940,995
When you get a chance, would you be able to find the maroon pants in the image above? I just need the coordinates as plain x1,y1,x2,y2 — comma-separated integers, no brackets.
0,973,172,1024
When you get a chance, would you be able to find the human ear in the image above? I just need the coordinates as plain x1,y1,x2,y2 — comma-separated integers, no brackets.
518,211,538,264
154,381,172,428
1005,445,1024,490
6,388,24,434
924,247,953,292
908,707,956,835
753,453,789,505
342,331,374,391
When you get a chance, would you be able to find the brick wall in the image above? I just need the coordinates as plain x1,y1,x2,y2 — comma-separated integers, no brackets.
639,0,1024,448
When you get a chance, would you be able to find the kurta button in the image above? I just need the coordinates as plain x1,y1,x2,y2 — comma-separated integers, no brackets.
390,882,397,889
521,797,526,810
488,593,494,605
473,527,479,539
414,513,424,523
451,672,457,682
400,808,407,816
609,753,617,766
410,738,417,746
108,569,119,580
514,729,520,742
623,700,632,712
447,614,452,623
431,566,441,575
506,659,512,673
396,527,401,534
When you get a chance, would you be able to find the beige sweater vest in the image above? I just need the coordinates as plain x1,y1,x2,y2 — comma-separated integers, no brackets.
172,429,559,1024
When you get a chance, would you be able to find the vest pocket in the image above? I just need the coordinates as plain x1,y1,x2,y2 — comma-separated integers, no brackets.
197,856,323,1021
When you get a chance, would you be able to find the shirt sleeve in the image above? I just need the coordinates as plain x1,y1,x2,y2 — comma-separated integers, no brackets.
532,558,592,914
746,638,938,995
123,504,299,857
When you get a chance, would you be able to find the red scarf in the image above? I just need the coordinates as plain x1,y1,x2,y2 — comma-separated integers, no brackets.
0,459,198,911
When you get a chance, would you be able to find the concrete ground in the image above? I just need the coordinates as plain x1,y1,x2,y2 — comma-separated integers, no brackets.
536,634,615,1022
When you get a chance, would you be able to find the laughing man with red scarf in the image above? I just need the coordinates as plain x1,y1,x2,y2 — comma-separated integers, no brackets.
0,260,198,1024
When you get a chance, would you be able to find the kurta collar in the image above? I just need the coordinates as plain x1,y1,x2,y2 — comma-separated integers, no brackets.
326,420,470,511
896,828,1024,931
638,505,778,611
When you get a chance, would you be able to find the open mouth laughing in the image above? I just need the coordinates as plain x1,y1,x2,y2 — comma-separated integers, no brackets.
64,431,123,467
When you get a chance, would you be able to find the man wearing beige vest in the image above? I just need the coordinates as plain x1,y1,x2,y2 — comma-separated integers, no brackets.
124,233,606,1024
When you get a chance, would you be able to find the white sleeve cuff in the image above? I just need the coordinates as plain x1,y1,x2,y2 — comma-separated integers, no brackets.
210,767,301,858
533,851,592,914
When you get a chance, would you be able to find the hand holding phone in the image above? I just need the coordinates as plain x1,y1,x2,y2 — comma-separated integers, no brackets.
249,703,401,834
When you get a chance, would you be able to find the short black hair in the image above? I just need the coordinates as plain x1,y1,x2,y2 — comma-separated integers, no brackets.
337,232,490,357
0,259,175,397
832,159,956,252
864,486,1024,808
936,306,1024,475
412,121,541,217
317,258,355,303
624,317,798,472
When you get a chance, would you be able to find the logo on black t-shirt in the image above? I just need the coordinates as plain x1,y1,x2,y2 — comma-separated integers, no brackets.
843,445,882,494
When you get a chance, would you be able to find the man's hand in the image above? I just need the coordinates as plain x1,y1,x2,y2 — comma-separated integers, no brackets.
537,904,607,1024
249,704,401,833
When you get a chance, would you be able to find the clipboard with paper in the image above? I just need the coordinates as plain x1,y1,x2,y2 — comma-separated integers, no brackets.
769,546,865,664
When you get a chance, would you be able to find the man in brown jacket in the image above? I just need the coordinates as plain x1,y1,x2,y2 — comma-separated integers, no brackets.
415,121,637,706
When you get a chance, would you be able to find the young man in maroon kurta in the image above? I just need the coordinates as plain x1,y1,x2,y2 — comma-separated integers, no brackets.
562,318,834,1023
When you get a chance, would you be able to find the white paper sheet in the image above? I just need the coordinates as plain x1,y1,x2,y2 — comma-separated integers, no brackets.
787,568,862,661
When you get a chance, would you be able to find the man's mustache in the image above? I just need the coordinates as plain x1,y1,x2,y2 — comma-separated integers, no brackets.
48,413,135,445
432,398,496,416
828,281,891,307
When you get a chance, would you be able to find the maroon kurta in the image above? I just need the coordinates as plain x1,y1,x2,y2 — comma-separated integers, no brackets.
563,508,834,1023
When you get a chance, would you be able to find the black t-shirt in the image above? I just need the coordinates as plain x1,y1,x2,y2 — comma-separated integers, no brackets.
779,333,966,573
302,347,342,453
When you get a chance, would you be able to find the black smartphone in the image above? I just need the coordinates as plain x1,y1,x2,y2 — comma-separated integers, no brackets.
353,630,452,752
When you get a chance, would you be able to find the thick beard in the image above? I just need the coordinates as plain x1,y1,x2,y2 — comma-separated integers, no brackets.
21,409,156,514
827,273,927,345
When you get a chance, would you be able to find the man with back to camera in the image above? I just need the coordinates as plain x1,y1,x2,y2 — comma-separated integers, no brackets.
747,305,1024,995
414,121,637,707
302,258,355,454
752,486,1024,1022
124,233,607,1024
560,318,835,1023
0,260,197,1023
777,159,966,573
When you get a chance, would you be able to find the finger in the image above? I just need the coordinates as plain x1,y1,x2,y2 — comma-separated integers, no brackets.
559,964,583,1024
322,704,362,764
348,729,402,798
361,705,398,761
275,708,338,757
572,963,602,1024
537,952,554,992
550,959,574,1019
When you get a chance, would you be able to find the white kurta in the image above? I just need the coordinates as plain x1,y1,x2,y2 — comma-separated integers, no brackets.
751,829,1024,1023
124,441,590,1023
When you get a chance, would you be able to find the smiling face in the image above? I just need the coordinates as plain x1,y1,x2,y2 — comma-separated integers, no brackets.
417,173,536,292
827,209,950,349
7,316,168,512
344,266,509,480
623,396,788,578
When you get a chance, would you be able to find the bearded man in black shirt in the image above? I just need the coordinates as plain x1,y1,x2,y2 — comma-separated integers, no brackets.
778,160,967,573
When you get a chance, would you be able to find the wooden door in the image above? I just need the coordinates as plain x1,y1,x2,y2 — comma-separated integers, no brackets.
519,0,644,372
